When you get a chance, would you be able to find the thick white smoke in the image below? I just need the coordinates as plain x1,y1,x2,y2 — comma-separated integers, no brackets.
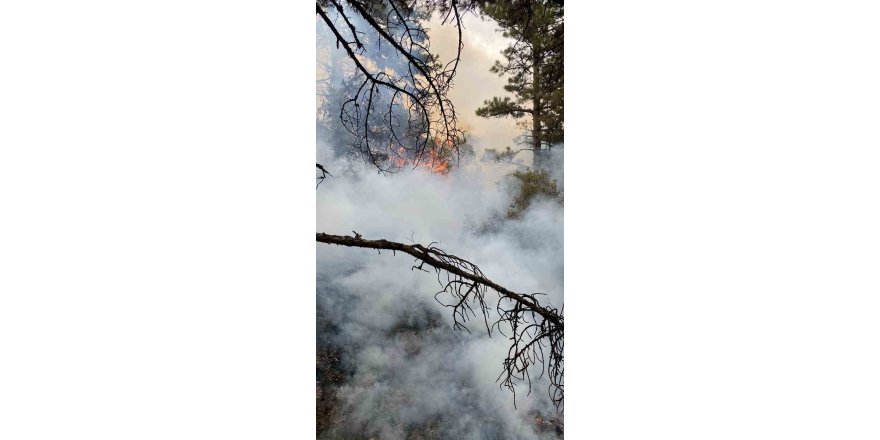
317,141,563,439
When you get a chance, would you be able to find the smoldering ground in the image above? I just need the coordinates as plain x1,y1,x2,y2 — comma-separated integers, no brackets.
316,146,563,439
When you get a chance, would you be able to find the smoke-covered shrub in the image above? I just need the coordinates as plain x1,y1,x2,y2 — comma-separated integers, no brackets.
504,169,562,220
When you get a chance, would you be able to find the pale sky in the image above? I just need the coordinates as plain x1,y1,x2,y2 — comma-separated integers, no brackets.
425,13,522,155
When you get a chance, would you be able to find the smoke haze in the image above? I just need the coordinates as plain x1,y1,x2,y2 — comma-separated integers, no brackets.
317,142,563,438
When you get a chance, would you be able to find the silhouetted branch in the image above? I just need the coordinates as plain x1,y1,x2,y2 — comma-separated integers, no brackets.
316,0,466,172
317,231,564,409
316,163,333,188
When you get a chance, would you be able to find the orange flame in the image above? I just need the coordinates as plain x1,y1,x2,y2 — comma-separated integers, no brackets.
391,138,453,175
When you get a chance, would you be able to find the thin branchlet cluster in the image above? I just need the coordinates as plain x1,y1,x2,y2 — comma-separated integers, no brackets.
317,232,564,410
419,244,563,410
316,0,466,173
495,291,563,410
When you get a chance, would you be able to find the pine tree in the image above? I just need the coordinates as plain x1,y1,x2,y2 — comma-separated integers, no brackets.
475,0,563,168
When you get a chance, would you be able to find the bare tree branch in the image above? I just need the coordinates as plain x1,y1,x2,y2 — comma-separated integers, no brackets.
316,0,466,172
316,163,333,188
317,231,564,409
